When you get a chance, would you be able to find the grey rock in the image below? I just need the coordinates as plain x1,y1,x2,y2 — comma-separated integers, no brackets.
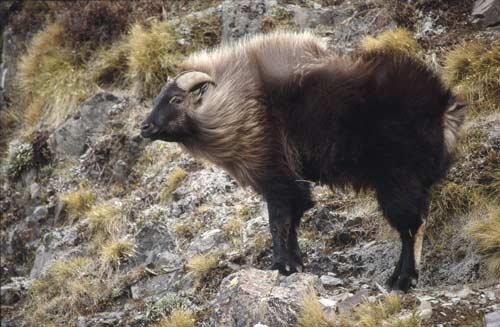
30,225,82,278
485,311,500,327
337,289,370,314
487,290,497,301
1,28,20,101
130,270,196,300
187,229,230,256
30,205,49,223
346,240,399,284
318,297,337,318
317,3,395,53
30,183,41,200
76,311,124,327
0,277,31,305
242,215,268,244
53,201,66,225
134,222,176,267
418,299,433,320
287,5,335,29
156,251,182,269
472,0,500,27
131,274,176,300
211,268,323,327
221,0,277,42
320,275,344,287
49,92,121,158
445,285,473,299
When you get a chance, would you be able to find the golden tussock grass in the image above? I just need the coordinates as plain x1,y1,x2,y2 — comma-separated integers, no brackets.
442,40,500,115
153,309,195,327
429,181,481,221
16,23,96,132
87,203,126,241
172,222,195,240
427,180,488,245
236,204,254,221
252,233,273,255
99,239,135,268
160,168,188,204
465,206,500,277
297,292,420,327
185,252,219,279
90,39,129,88
342,295,403,327
360,28,421,58
222,216,244,238
297,291,334,327
481,163,500,201
29,257,104,322
427,120,499,243
127,20,183,97
60,183,96,220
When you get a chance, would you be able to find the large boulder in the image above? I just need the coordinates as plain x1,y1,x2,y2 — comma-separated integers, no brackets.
211,268,323,327
30,224,84,278
48,92,123,158
221,0,277,41
187,228,231,257
134,222,177,267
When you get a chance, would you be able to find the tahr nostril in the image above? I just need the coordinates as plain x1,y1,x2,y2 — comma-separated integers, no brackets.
141,123,151,131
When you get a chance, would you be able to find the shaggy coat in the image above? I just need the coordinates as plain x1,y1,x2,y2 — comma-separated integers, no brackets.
141,31,466,291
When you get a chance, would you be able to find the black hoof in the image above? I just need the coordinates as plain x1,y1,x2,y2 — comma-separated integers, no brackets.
271,260,303,276
387,273,418,292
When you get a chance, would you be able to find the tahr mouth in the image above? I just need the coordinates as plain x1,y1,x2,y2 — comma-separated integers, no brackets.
140,122,160,139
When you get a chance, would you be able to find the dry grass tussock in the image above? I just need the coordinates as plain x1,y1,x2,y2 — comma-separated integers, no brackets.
160,168,188,203
90,40,130,88
60,183,96,220
443,40,500,115
89,12,222,92
185,252,220,279
16,24,96,133
466,206,500,277
297,292,420,327
99,239,135,269
360,28,421,58
153,309,196,327
222,216,244,238
427,124,499,243
27,256,143,325
28,257,106,324
87,203,126,241
127,20,183,97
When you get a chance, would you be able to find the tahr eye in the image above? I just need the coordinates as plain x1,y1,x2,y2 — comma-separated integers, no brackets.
169,96,182,104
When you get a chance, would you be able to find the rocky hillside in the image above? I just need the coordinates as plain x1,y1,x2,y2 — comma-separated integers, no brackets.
1,1,499,326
